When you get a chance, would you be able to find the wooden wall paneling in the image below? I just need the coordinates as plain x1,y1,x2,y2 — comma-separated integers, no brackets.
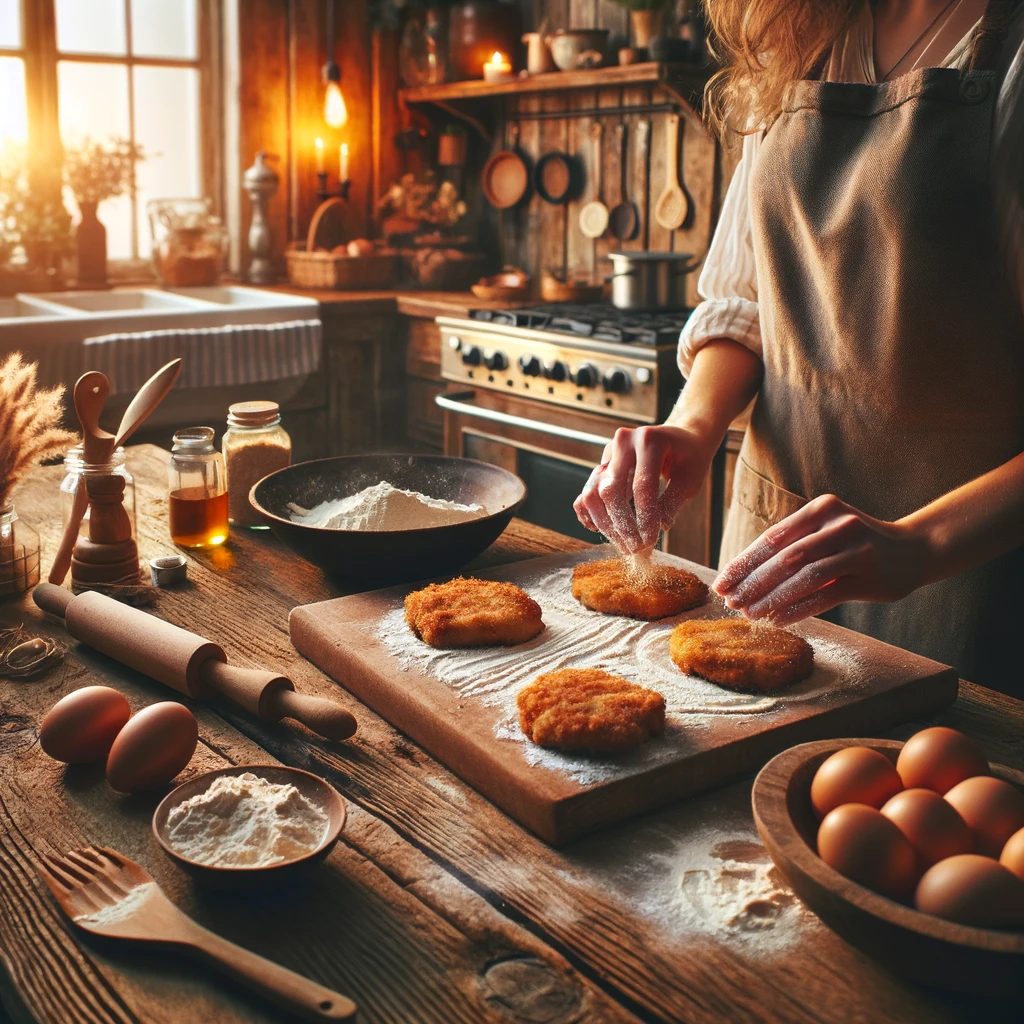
288,0,322,246
335,0,372,239
620,85,647,255
237,0,291,276
569,0,597,32
537,91,570,278
647,91,672,254
672,114,717,305
372,28,402,218
596,0,629,45
514,92,542,275
593,86,622,277
564,89,597,282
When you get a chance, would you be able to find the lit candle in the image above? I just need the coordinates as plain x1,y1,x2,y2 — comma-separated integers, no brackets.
340,143,349,183
483,51,513,83
315,137,324,174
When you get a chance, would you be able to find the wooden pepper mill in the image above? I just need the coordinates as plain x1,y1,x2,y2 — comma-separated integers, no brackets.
71,475,141,587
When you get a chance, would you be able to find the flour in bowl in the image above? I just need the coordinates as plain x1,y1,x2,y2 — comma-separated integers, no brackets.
164,772,330,867
288,481,487,531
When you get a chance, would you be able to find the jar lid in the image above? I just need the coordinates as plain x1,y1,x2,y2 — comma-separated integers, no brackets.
172,427,216,452
227,401,281,427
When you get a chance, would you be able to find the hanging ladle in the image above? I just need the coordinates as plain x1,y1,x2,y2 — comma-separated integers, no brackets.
578,121,609,240
608,122,639,243
654,113,690,232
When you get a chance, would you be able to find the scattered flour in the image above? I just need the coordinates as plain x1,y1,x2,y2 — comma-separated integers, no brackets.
375,552,870,786
78,882,157,926
164,772,331,868
289,481,486,531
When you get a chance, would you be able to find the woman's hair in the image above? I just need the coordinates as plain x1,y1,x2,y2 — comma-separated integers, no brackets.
704,0,866,135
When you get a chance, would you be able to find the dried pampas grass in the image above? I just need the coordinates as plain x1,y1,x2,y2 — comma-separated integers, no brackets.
0,353,77,508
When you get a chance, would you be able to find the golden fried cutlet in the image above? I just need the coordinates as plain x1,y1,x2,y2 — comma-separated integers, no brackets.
404,577,544,648
517,667,665,754
669,618,814,693
571,556,708,621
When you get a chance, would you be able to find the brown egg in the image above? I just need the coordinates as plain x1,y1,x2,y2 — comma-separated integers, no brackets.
999,826,1024,881
880,788,974,872
944,776,1024,858
817,803,919,902
39,686,131,764
896,726,989,794
105,702,198,794
810,747,904,820
915,854,1024,929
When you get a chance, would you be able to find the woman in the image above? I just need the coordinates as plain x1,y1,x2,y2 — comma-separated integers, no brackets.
574,0,1024,693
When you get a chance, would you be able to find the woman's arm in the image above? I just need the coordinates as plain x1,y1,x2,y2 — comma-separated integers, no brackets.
574,339,762,552
713,451,1024,623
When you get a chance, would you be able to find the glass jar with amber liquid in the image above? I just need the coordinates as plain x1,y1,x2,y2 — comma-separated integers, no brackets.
168,428,229,548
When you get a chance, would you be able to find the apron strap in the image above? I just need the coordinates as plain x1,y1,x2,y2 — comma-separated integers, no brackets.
968,0,1019,70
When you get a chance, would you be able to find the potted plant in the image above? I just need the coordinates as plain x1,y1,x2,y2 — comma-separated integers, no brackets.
611,0,671,50
63,136,146,286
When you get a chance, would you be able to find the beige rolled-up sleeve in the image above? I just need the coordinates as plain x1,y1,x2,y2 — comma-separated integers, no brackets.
677,130,764,379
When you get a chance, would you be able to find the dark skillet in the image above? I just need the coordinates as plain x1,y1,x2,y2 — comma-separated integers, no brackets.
533,151,581,205
249,454,526,588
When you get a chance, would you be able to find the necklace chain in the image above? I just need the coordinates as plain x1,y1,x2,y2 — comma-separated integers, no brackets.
879,0,961,80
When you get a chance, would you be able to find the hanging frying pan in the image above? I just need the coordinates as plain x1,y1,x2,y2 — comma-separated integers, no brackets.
579,122,609,239
482,122,530,210
534,151,580,205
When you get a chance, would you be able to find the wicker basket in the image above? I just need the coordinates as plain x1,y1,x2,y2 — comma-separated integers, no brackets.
286,197,398,290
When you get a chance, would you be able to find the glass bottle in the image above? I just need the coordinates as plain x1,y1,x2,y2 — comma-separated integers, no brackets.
61,446,136,543
0,503,40,599
222,401,292,529
168,427,229,548
424,7,448,85
147,197,229,287
399,15,431,86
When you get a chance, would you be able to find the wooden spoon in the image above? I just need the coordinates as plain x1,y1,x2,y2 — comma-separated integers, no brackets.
654,114,689,232
48,359,182,586
608,122,639,243
579,122,609,240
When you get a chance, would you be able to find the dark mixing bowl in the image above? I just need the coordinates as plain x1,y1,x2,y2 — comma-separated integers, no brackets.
249,453,526,587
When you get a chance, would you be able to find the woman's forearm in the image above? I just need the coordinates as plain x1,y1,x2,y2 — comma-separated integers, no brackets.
665,339,763,449
905,450,1024,585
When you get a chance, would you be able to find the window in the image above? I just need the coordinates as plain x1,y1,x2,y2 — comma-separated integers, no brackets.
1,0,211,263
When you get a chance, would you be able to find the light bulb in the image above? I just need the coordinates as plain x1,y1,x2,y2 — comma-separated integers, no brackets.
324,81,347,129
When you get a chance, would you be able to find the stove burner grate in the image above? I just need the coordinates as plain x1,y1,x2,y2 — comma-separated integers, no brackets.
470,303,690,346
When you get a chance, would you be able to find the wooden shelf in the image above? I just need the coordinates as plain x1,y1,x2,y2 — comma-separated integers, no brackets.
400,62,710,138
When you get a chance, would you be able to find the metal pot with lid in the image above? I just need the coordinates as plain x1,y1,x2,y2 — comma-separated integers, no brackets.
608,251,700,311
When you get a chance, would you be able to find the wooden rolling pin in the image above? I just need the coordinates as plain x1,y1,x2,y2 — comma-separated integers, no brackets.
33,584,357,741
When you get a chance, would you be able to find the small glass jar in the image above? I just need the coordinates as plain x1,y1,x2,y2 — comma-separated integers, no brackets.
222,401,292,529
147,197,228,287
0,503,40,599
168,427,229,548
61,446,136,543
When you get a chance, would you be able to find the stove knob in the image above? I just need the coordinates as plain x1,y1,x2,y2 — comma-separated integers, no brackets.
447,335,462,351
602,368,632,394
484,350,509,372
518,354,542,376
573,363,599,388
542,360,568,382
461,345,482,366
635,367,652,384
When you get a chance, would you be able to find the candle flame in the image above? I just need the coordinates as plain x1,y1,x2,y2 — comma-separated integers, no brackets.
487,52,506,66
324,81,348,129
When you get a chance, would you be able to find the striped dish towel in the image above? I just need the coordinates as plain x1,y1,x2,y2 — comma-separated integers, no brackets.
82,319,322,394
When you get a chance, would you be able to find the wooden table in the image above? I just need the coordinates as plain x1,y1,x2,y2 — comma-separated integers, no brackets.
2,445,1023,1024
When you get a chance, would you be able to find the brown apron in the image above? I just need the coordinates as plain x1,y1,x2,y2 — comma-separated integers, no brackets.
720,0,1024,694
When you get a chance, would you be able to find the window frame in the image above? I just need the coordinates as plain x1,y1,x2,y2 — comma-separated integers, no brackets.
10,0,221,267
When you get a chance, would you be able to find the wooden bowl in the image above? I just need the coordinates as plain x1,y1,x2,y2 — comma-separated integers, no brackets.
752,738,1024,996
540,271,604,304
471,270,531,301
482,150,529,209
153,765,345,888
249,453,526,587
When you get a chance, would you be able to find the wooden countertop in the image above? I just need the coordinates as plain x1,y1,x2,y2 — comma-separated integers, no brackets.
2,445,1022,1023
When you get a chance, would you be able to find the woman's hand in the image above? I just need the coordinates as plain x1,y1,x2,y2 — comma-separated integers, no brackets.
573,425,716,553
712,494,932,625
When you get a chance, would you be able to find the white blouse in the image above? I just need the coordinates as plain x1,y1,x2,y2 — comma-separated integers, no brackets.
677,5,1022,378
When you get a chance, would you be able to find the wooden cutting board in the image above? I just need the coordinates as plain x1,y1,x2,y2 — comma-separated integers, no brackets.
289,549,958,845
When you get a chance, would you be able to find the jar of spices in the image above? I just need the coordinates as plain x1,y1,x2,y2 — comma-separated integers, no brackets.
61,446,137,543
222,401,291,528
168,428,229,548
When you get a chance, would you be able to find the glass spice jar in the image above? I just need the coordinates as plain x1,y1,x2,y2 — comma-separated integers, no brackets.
0,503,40,599
61,446,137,543
147,197,228,287
222,401,291,528
168,428,229,548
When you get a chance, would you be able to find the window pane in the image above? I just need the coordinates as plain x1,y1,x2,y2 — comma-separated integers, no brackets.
55,0,126,55
0,0,20,48
133,66,201,257
58,62,133,259
131,0,196,59
0,57,26,144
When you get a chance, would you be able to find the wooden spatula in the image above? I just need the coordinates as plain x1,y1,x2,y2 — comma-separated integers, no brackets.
49,359,182,585
38,845,357,1021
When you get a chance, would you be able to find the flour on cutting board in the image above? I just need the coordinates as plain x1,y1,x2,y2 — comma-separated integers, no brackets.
375,554,869,786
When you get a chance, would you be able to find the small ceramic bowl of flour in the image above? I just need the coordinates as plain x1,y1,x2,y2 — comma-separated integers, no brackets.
152,765,345,886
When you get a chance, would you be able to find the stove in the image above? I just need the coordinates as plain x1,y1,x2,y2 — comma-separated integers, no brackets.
438,304,688,424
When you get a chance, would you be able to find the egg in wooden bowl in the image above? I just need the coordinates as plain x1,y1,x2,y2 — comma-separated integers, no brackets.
751,737,1024,997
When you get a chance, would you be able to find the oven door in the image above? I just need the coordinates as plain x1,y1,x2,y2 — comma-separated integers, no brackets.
436,389,717,562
